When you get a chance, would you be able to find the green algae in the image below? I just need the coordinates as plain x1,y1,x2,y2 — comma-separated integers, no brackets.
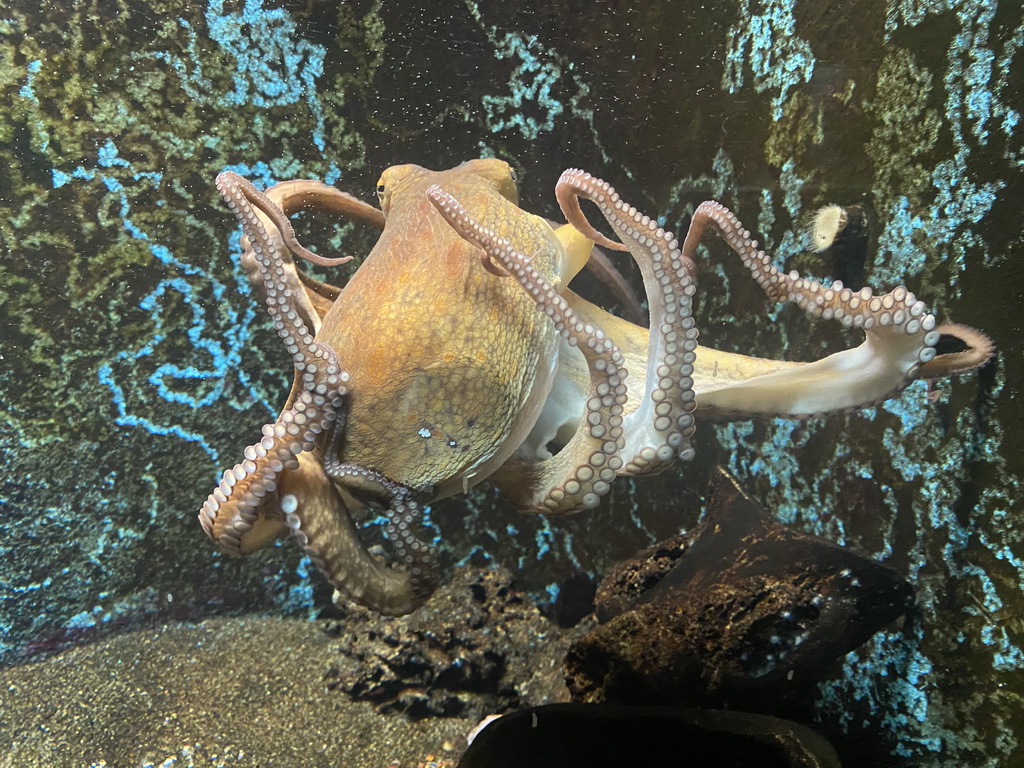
865,48,943,211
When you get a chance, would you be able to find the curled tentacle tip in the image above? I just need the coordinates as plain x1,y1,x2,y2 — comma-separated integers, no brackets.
301,252,354,267
916,323,997,378
555,170,628,252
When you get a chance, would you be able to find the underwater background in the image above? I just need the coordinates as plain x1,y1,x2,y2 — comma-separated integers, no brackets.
0,0,1021,765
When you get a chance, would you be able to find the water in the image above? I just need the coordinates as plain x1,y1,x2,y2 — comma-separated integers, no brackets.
0,0,1020,765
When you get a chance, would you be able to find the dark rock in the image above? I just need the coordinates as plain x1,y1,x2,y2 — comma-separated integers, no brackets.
828,204,869,290
593,531,694,622
457,703,842,768
545,572,599,628
324,566,579,719
565,468,914,709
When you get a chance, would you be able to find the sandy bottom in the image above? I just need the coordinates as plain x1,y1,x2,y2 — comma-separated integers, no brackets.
0,617,472,768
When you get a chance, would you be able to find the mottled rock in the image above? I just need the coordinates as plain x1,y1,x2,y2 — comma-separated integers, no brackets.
565,469,914,708
458,703,841,768
324,567,580,719
592,532,693,622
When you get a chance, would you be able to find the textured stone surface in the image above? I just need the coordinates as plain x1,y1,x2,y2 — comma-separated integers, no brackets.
565,470,913,710
323,567,578,719
591,532,694,623
0,1,1019,765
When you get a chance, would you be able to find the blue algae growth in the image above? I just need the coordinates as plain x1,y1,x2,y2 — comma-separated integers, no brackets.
722,0,815,120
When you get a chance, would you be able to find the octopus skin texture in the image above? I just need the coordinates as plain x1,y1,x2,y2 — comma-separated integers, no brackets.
198,160,994,615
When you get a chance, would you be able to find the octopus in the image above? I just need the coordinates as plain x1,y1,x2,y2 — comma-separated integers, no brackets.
198,159,994,615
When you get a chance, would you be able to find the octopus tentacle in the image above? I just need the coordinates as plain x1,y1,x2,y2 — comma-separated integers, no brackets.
322,459,439,609
216,173,346,400
556,170,698,476
199,389,342,554
580,243,647,326
228,176,353,268
679,201,789,303
916,323,996,378
559,192,965,417
556,179,627,253
199,172,348,555
679,203,994,389
283,454,431,615
241,179,386,333
427,184,628,514
682,201,943,417
586,246,647,325
264,178,386,231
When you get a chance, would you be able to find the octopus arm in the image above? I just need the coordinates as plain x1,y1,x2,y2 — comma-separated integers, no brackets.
281,452,422,616
560,192,994,421
562,293,992,422
915,323,996,378
692,323,993,420
199,174,350,574
430,185,633,514
547,219,648,326
677,202,995,418
238,179,383,334
695,329,927,418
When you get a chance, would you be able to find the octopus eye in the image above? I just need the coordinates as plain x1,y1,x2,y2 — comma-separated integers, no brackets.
376,183,385,196
509,167,518,183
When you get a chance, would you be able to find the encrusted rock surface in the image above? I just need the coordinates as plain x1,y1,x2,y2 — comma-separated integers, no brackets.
565,470,914,711
324,566,582,720
592,532,693,622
